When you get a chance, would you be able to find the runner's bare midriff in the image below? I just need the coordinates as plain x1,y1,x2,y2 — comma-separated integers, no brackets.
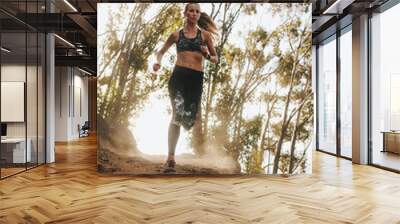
175,51,204,72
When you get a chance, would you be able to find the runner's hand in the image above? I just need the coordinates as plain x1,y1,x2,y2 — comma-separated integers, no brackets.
200,45,209,56
153,63,161,72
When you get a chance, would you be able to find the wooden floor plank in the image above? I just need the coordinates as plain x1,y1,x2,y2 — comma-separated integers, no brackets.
0,135,399,223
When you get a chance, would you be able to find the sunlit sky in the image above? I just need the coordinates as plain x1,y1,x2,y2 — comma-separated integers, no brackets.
98,3,311,156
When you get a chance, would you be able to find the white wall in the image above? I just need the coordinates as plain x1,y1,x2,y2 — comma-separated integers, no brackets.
55,66,69,141
1,65,36,138
72,72,89,138
55,67,89,141
1,65,26,138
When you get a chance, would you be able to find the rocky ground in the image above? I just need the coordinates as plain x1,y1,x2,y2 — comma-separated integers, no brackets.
97,146,240,175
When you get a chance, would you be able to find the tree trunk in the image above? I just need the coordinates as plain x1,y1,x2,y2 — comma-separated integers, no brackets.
271,25,307,174
232,103,244,162
252,98,275,173
202,5,242,145
272,71,295,174
288,78,310,174
288,103,303,174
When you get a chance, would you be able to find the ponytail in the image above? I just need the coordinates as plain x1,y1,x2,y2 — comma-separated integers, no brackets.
198,12,218,38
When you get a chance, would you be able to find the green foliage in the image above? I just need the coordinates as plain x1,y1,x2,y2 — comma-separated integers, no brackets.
194,3,312,174
238,116,263,174
98,4,182,126
242,3,258,15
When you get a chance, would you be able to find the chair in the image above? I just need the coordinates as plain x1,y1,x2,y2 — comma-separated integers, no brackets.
79,121,90,138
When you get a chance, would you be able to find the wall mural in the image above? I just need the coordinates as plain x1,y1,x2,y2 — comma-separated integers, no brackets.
97,3,312,175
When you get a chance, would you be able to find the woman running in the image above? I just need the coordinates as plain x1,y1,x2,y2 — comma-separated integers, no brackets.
153,3,218,173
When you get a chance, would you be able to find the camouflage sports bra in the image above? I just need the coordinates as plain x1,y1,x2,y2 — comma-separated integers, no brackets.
176,28,203,53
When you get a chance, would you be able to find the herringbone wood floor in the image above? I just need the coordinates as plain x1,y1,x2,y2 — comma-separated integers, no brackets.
1,135,400,224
